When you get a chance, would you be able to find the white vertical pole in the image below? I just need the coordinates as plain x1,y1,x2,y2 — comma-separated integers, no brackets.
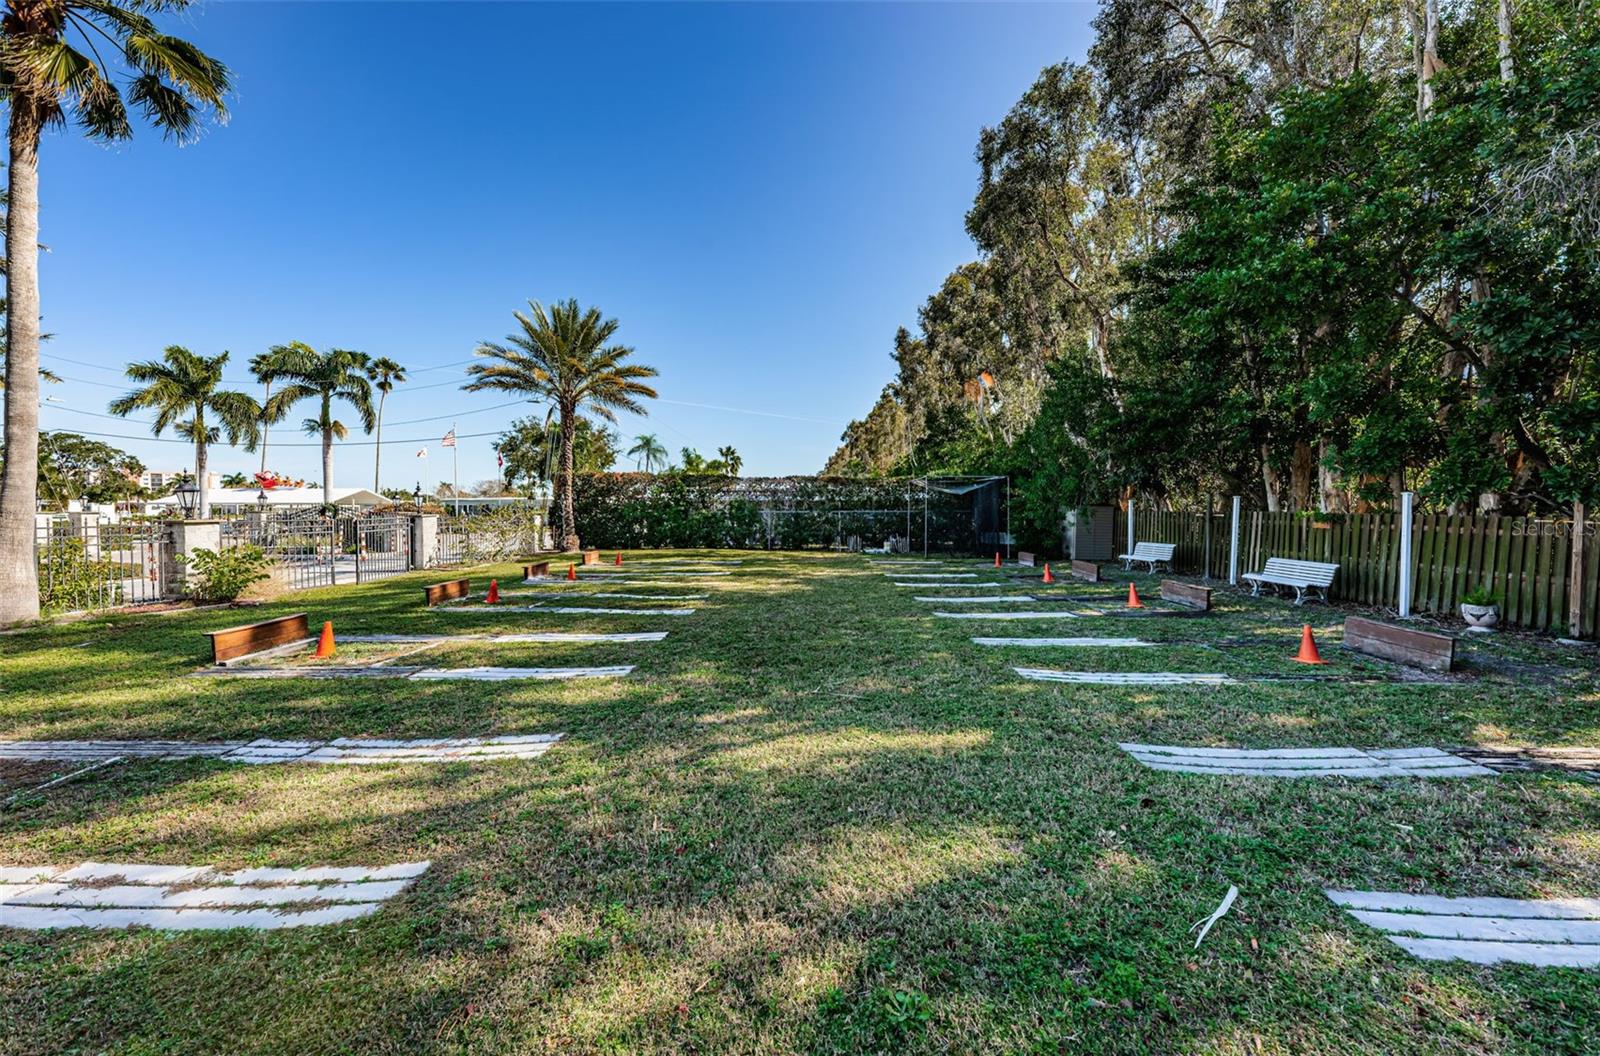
1126,497,1135,554
1228,495,1241,585
1398,491,1415,618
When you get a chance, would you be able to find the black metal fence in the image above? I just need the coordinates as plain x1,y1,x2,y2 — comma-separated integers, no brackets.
34,518,170,614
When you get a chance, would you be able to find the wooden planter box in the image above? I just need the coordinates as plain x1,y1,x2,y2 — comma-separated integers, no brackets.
1160,580,1212,611
1017,551,1036,567
522,561,551,580
207,612,309,664
581,549,602,566
1070,560,1100,583
1344,616,1455,672
423,578,470,607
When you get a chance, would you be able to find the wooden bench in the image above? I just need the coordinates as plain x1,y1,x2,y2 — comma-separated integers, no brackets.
423,578,470,607
1161,580,1212,611
1344,616,1455,672
1017,552,1036,567
1118,541,1176,573
522,561,550,580
1241,557,1338,605
207,612,309,664
581,549,602,566
1071,559,1100,583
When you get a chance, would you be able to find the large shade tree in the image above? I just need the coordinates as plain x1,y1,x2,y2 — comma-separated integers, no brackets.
466,300,658,549
262,343,375,505
108,347,259,518
0,0,228,624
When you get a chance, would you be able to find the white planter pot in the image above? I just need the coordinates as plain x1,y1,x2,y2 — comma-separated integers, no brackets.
1460,602,1499,630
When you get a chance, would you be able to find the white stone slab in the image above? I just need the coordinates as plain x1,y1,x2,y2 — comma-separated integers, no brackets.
882,572,979,579
913,595,1037,604
1124,744,1494,778
1325,889,1600,966
528,606,696,616
0,866,61,883
0,860,429,930
973,637,1151,647
580,570,728,577
0,902,387,931
505,591,706,601
410,665,633,681
894,580,1030,588
934,611,1081,620
0,735,563,767
497,632,667,642
1016,668,1235,685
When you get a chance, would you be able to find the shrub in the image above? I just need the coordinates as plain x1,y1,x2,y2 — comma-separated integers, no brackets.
184,545,272,603
37,537,122,613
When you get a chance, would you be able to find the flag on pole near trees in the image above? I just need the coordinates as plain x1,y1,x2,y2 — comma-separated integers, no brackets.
416,447,428,459
441,430,456,448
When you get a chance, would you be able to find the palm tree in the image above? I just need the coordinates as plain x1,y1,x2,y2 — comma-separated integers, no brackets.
219,472,251,488
0,2,229,624
717,446,743,476
466,299,658,550
263,343,375,505
248,348,297,475
366,357,407,491
628,433,668,473
107,348,259,519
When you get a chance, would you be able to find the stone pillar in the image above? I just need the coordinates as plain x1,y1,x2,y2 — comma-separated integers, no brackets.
409,514,438,570
163,519,222,597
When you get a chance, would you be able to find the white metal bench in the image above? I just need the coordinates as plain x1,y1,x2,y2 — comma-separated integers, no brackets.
1118,541,1176,573
1241,557,1338,605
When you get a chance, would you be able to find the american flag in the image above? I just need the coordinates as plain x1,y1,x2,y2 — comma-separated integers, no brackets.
440,429,456,448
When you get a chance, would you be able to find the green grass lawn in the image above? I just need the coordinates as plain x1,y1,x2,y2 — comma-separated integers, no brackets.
2,550,1598,1054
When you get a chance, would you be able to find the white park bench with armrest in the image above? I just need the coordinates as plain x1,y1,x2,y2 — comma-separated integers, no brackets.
1241,557,1338,605
1118,541,1176,573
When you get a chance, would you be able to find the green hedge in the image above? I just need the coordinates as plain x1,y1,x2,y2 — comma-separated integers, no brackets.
572,474,985,550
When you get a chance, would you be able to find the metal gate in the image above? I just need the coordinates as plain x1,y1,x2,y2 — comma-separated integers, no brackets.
233,508,412,590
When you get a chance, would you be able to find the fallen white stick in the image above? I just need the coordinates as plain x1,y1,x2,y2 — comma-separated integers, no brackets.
4,756,125,809
1190,885,1239,949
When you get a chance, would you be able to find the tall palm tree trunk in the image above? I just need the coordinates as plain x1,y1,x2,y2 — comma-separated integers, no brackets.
559,409,579,550
322,428,335,506
194,433,211,519
373,391,386,491
259,379,272,473
0,101,45,625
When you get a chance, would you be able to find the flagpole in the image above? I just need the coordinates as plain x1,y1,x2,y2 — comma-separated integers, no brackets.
452,421,459,516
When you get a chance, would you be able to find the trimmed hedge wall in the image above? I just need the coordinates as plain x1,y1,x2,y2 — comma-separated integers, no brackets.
572,473,979,550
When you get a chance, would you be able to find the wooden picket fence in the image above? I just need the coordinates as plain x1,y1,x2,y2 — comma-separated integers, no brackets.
1111,507,1597,637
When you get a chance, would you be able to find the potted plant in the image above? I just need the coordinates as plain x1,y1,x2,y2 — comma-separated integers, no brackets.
1460,585,1500,631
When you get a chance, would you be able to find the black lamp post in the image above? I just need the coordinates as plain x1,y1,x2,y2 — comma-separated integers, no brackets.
256,488,270,516
413,483,423,511
175,480,200,519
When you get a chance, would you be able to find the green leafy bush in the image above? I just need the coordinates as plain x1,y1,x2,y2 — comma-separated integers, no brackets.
37,537,122,613
1461,585,1498,607
183,545,272,602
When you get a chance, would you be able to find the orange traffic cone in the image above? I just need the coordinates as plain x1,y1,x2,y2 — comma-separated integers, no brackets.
567,563,577,581
486,579,500,604
615,552,623,566
1127,584,1144,609
314,620,336,658
994,552,1001,568
1042,563,1054,584
1293,624,1327,664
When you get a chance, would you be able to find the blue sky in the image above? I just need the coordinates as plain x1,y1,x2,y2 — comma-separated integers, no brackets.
26,0,1093,489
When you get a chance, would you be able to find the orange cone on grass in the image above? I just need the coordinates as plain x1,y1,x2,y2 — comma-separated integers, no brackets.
1126,584,1144,609
314,620,336,659
486,579,500,604
994,552,1001,568
615,552,623,566
567,563,577,581
1293,624,1327,664
1042,563,1054,585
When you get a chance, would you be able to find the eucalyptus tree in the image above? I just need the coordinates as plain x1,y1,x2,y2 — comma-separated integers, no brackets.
466,300,658,549
628,433,668,472
263,343,375,505
366,357,407,490
0,0,228,623
108,347,259,519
